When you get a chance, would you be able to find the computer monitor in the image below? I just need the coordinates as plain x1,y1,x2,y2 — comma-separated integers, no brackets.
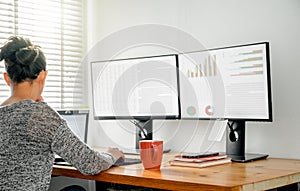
57,110,89,143
91,54,180,149
178,42,272,162
54,110,89,164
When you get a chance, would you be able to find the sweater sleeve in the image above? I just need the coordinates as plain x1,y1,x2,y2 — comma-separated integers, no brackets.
51,121,116,175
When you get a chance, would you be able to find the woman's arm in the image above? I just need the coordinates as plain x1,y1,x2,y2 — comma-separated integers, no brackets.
51,122,124,175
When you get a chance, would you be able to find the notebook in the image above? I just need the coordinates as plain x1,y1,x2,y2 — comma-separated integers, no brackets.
54,110,89,166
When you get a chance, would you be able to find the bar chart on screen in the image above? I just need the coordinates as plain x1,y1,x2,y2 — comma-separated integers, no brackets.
186,54,217,78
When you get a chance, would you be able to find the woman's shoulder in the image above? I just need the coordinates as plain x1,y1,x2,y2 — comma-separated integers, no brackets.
5,99,64,122
0,99,66,130
29,100,64,119
27,100,68,131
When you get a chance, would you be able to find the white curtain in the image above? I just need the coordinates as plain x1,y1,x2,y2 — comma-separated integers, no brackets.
0,0,86,109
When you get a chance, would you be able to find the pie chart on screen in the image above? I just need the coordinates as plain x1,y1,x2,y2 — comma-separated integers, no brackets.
187,106,196,116
205,105,213,116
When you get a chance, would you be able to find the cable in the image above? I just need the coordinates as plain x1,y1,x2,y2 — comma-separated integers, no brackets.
227,121,239,142
129,120,148,139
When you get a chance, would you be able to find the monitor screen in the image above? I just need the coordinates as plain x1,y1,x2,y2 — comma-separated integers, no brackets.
179,42,272,121
91,55,180,120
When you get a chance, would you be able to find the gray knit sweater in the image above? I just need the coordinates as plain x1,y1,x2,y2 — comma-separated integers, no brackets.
0,100,115,191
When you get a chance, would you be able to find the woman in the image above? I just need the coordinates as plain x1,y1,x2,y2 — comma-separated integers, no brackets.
0,36,124,191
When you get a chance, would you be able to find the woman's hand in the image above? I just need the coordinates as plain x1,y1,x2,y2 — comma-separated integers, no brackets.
106,147,125,162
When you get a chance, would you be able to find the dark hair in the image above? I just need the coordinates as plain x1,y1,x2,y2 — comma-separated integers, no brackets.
0,36,46,83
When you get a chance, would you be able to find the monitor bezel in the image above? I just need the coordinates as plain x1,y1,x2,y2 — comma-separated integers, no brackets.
178,42,273,122
90,54,181,121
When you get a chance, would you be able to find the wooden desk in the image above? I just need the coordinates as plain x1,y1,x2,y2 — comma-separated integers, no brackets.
52,156,300,191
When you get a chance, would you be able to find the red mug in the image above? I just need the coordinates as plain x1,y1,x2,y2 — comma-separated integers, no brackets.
139,140,163,169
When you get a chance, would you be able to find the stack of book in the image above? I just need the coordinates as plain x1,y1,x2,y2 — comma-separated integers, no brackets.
169,153,232,168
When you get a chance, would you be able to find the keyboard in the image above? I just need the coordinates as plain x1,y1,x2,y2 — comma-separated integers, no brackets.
113,157,141,166
54,157,72,166
54,161,72,166
122,148,171,155
54,157,141,167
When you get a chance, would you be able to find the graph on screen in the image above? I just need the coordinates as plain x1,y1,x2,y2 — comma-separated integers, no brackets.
179,43,270,120
91,55,180,119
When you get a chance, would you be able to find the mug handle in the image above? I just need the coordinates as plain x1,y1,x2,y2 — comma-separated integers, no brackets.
152,143,159,162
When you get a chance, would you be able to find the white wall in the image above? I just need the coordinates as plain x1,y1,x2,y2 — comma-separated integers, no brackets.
86,0,300,158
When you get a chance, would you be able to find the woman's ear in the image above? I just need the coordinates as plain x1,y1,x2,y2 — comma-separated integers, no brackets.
3,72,11,86
37,70,48,84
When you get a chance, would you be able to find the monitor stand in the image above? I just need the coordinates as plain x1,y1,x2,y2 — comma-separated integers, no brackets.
123,119,170,155
226,120,268,162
